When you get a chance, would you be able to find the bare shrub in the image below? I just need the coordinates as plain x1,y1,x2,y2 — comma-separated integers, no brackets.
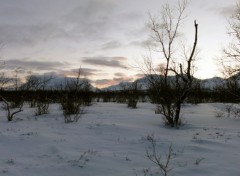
68,149,97,168
126,81,141,108
146,134,175,176
60,94,85,123
195,157,205,165
59,67,90,123
117,81,141,108
214,111,225,118
225,104,233,118
232,106,240,118
0,95,23,121
215,104,240,118
35,100,50,116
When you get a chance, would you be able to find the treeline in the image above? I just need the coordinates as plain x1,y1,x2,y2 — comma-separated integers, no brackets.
0,86,238,105
0,90,93,104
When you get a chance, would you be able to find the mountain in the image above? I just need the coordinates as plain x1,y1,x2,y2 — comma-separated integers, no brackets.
103,75,226,91
20,74,95,91
201,77,225,89
5,73,229,92
102,81,132,91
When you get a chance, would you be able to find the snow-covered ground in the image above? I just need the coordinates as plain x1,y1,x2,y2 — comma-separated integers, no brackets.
0,102,240,176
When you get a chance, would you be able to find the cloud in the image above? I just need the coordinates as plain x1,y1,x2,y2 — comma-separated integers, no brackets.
69,68,99,77
0,23,55,47
114,72,126,77
113,77,133,82
94,79,117,88
94,75,134,88
0,0,119,48
29,67,100,79
219,4,235,16
128,38,153,48
101,40,123,50
82,56,128,68
135,73,145,79
58,1,117,42
4,59,69,71
205,1,235,17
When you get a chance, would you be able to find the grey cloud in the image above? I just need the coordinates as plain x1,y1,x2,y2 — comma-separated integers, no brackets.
94,79,115,87
219,5,235,16
128,38,153,48
135,73,145,79
118,11,144,21
5,59,69,71
51,0,119,41
101,41,123,50
205,2,235,17
0,1,63,46
0,0,150,56
95,79,111,84
134,73,145,79
113,77,133,82
94,75,133,87
82,56,128,68
0,24,57,47
0,0,119,47
70,68,100,77
114,73,126,77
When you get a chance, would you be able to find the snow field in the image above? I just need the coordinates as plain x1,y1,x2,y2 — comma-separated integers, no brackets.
0,102,239,176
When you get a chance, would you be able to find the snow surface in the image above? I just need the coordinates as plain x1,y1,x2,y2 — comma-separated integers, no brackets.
0,102,240,176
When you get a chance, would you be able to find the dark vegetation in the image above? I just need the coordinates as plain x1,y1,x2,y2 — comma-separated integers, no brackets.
0,72,239,123
0,77,239,105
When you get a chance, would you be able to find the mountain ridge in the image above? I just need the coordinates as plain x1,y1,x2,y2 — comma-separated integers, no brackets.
103,75,226,91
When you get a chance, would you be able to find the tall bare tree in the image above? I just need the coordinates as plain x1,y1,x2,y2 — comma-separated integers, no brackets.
145,0,198,127
221,1,240,100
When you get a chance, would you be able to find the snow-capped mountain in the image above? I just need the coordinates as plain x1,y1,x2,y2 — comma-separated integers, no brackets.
103,76,226,91
201,77,225,90
20,74,95,91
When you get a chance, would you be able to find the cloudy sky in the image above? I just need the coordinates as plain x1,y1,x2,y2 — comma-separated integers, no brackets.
0,0,236,88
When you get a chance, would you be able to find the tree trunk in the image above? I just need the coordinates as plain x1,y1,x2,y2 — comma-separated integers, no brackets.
174,101,181,127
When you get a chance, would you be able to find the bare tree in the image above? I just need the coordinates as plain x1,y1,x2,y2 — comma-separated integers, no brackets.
221,1,240,100
145,1,198,127
60,67,90,123
22,74,54,91
0,61,11,89
0,95,23,121
0,66,25,121
22,74,54,109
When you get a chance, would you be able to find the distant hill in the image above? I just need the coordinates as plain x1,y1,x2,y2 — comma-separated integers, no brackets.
201,77,225,90
4,74,229,92
102,75,226,91
19,74,95,91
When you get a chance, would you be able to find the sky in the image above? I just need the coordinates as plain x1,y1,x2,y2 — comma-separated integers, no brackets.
0,0,237,88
